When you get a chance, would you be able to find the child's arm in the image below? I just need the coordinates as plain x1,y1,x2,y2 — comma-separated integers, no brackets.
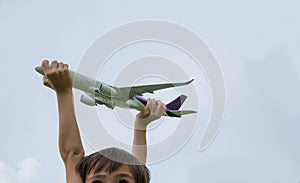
42,60,84,183
132,99,166,164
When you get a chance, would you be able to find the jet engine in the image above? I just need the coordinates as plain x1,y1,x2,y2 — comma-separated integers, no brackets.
98,83,117,97
80,94,96,106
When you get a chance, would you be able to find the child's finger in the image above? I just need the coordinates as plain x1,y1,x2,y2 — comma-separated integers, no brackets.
148,99,157,112
145,98,153,111
137,100,151,119
51,60,58,69
58,62,64,70
155,101,165,116
143,108,151,118
43,76,52,88
42,60,49,73
159,104,166,116
145,98,151,107
156,100,162,106
63,63,69,71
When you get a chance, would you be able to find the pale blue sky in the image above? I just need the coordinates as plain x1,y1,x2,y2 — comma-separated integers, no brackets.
1,0,300,182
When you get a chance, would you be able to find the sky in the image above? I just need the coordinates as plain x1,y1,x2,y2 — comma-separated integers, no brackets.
1,0,300,182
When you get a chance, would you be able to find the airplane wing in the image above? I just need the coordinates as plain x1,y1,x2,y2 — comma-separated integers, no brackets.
117,79,194,99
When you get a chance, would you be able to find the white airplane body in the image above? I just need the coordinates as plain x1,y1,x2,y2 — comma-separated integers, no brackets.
35,66,196,117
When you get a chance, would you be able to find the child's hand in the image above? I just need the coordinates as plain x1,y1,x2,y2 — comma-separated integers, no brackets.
41,60,72,94
135,98,167,130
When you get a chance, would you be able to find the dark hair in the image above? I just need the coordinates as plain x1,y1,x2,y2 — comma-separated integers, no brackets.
76,147,150,183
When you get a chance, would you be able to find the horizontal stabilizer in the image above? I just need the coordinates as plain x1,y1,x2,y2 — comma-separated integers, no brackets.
166,110,197,117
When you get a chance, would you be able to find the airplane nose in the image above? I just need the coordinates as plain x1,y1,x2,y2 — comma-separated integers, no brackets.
35,66,44,75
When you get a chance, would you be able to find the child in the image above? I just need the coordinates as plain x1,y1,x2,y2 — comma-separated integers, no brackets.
41,60,166,183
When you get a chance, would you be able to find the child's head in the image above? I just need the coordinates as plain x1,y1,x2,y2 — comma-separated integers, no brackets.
76,147,150,183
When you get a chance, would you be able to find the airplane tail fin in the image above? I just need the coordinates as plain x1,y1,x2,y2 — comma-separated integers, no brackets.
166,95,187,110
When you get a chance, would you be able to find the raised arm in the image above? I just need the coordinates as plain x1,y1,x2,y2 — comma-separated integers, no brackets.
42,60,84,183
132,99,166,164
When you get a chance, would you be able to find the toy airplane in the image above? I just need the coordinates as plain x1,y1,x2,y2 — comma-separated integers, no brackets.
35,66,196,117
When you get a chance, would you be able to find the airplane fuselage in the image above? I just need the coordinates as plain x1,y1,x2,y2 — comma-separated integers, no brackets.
64,70,140,110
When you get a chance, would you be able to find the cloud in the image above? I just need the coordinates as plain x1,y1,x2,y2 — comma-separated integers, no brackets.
0,162,14,183
16,158,42,183
0,158,64,183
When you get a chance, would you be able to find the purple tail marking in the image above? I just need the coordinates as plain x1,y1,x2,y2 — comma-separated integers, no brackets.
133,96,147,105
166,95,187,110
